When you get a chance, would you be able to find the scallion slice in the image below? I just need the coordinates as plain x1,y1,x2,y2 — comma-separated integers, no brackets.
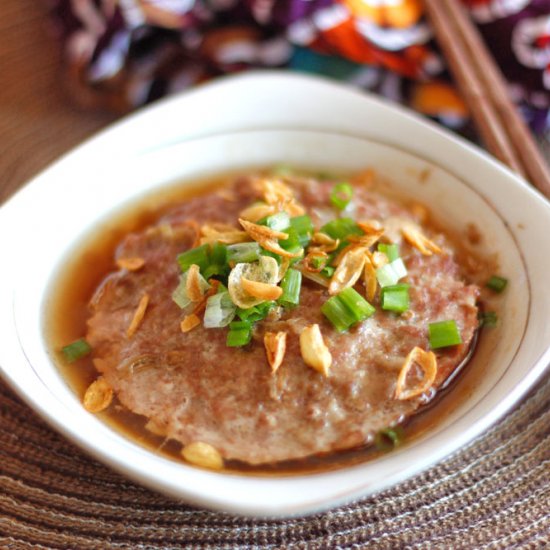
203,292,236,328
279,269,302,307
226,320,252,347
428,320,462,349
237,301,274,322
378,243,399,262
479,311,498,328
321,295,358,332
375,427,404,451
321,218,363,241
337,287,376,320
321,288,375,332
290,215,314,247
177,244,210,273
62,339,92,362
381,284,410,313
330,182,353,210
321,265,335,278
227,242,261,263
278,227,303,257
265,212,290,231
376,259,407,288
486,275,508,293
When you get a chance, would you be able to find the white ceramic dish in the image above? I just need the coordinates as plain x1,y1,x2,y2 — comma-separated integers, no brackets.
1,72,550,517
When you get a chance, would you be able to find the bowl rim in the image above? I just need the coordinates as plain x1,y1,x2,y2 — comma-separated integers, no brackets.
1,72,550,516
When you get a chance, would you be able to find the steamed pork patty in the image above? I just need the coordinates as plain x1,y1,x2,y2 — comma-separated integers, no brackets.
86,175,479,465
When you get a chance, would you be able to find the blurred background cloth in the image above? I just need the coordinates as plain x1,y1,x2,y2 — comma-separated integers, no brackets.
47,0,550,136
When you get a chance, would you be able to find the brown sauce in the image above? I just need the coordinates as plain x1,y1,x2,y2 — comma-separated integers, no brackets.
45,168,498,476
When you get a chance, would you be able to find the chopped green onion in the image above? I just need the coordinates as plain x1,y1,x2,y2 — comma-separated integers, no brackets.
375,427,404,451
330,182,353,210
172,269,210,309
279,227,303,256
279,269,302,307
237,301,274,322
321,218,363,241
210,242,228,265
227,320,252,347
376,263,399,288
203,292,236,328
62,339,92,362
321,266,335,278
177,244,210,273
486,275,508,293
428,320,462,349
321,287,375,332
203,264,227,280
376,259,407,288
390,258,407,279
227,328,252,347
290,215,314,247
227,242,261,263
378,243,399,262
479,311,498,328
321,295,358,333
381,284,410,313
265,212,290,231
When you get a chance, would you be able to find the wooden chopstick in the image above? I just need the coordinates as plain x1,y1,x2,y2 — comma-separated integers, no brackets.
423,0,550,199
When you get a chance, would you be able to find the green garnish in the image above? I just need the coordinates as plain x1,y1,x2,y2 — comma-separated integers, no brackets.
321,287,375,332
264,212,290,231
486,275,508,293
226,320,252,347
479,311,498,328
177,244,210,272
375,427,404,451
279,269,302,307
289,215,314,247
377,243,399,262
320,218,363,241
62,339,92,362
237,301,275,323
428,320,462,349
321,265,335,278
278,227,303,257
381,284,410,313
227,242,261,264
330,182,353,210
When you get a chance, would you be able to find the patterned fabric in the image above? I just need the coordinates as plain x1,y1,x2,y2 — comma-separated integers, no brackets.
48,1,550,133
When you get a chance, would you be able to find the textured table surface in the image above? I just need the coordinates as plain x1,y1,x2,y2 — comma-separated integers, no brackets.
1,2,549,548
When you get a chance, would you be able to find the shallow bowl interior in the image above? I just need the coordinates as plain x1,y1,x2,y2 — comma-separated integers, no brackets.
1,73,550,516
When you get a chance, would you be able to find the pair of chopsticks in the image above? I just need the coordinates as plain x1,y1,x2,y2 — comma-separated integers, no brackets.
423,0,550,199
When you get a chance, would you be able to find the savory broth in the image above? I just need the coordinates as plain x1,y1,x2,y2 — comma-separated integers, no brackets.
45,168,498,475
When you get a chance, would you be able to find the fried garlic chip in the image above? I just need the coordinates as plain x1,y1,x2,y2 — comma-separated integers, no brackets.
255,178,305,216
228,256,279,309
329,246,368,295
357,219,383,234
185,264,208,303
241,278,283,301
363,255,378,302
264,331,287,373
311,232,340,252
239,202,277,222
300,324,332,377
401,223,442,256
83,377,113,413
239,218,302,258
182,441,224,470
181,313,201,333
199,223,249,245
116,257,145,271
126,293,150,338
395,347,437,400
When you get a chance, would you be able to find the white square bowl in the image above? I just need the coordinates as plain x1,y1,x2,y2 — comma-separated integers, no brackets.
0,72,549,516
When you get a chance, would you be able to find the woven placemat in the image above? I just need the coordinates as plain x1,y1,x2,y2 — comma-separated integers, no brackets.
1,2,549,548
0,373,548,549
